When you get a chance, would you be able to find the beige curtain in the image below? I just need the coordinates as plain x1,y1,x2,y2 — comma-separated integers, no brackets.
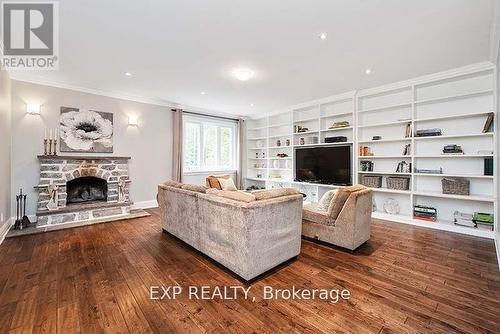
236,118,245,189
172,109,183,182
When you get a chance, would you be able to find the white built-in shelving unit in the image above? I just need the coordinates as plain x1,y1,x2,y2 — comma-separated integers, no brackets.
245,62,497,239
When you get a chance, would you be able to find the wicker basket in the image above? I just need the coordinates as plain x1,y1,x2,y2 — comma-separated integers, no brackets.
360,175,382,188
442,177,470,196
387,176,410,190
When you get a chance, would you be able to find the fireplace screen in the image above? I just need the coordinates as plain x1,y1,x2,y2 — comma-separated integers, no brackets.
66,177,108,204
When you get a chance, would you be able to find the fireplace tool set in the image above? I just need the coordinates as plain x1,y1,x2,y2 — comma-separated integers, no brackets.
14,189,31,230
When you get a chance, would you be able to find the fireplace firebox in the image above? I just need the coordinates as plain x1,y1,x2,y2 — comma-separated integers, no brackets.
66,176,108,205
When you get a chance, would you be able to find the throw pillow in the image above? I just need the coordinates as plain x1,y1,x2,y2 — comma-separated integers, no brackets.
206,174,230,189
218,177,237,191
317,190,337,211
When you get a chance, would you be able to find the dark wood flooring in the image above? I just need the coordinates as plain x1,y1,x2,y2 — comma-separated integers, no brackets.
0,209,499,333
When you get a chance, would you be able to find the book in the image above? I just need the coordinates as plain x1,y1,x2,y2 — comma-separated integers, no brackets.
482,112,494,133
413,214,436,222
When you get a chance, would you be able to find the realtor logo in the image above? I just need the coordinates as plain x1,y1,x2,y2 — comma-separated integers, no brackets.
1,1,58,69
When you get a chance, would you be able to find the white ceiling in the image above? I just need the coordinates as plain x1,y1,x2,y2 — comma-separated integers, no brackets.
10,0,496,117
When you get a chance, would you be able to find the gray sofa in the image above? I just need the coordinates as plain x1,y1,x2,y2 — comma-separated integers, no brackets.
158,183,303,280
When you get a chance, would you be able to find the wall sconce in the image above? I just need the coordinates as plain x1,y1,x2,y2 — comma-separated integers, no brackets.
128,115,139,126
27,103,41,115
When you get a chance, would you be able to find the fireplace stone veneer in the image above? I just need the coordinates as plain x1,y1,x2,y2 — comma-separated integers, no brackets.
35,155,132,226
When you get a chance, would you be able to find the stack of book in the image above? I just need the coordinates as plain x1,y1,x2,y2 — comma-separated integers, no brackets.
442,144,463,154
329,121,350,129
473,212,494,231
413,205,437,221
453,211,476,228
415,128,441,137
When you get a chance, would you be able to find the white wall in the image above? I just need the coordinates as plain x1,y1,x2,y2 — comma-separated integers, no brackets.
0,68,12,237
10,81,173,216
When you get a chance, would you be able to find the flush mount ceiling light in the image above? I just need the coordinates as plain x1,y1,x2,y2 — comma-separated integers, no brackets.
124,72,132,77
365,69,372,75
232,68,255,81
319,32,327,40
250,103,254,107
200,91,206,95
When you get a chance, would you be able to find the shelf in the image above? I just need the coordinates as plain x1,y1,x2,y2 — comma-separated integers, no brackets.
248,157,268,160
296,142,353,148
415,154,493,158
269,168,291,170
246,177,266,182
294,117,319,123
413,191,495,202
358,120,411,128
358,138,411,144
269,157,292,159
415,89,493,105
415,111,493,122
372,212,494,239
359,171,412,176
320,112,353,118
268,134,292,139
358,102,412,114
293,131,319,135
248,147,267,150
414,173,494,179
268,123,290,128
371,188,411,194
290,180,347,188
268,146,292,149
358,155,411,159
414,133,493,140
321,126,353,132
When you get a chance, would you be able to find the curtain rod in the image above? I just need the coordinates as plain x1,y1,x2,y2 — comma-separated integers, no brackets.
172,109,239,122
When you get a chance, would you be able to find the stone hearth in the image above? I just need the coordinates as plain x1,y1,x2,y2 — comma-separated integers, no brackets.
35,155,132,226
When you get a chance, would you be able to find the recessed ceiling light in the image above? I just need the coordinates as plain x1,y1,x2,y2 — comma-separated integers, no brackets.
365,69,372,75
232,68,255,81
319,33,327,40
124,72,132,77
250,103,254,107
200,91,206,95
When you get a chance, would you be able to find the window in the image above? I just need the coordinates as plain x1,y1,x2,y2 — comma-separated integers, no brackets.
183,115,237,172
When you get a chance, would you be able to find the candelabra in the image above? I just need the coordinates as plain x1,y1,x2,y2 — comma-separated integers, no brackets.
52,138,57,156
48,139,53,155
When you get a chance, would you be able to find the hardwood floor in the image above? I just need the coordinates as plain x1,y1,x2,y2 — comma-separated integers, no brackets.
0,209,499,333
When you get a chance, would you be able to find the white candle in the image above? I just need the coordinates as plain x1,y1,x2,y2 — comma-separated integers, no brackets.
49,129,53,140
44,128,47,140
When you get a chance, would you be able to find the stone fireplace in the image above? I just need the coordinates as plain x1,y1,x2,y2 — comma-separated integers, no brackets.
35,155,132,226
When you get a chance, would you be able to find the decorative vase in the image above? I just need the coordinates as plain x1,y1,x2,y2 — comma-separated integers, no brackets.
273,160,280,168
300,137,305,145
285,160,292,169
276,140,281,147
286,139,290,146
256,140,263,148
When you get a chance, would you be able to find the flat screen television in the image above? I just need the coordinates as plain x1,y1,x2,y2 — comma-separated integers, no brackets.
295,146,352,185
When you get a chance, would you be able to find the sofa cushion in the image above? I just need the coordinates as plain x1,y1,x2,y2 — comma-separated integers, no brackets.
218,177,237,191
181,184,207,193
163,180,183,188
206,174,231,189
207,189,256,202
317,190,336,211
254,188,300,200
303,203,334,225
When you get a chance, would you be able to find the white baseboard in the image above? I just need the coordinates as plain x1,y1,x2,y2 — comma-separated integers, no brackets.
132,200,158,210
0,218,14,246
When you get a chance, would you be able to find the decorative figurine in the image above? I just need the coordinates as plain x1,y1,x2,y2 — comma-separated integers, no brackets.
46,183,59,211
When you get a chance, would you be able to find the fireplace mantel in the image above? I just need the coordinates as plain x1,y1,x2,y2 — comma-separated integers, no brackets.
38,155,131,160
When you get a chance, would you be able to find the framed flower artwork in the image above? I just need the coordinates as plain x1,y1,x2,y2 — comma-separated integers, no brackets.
59,107,114,153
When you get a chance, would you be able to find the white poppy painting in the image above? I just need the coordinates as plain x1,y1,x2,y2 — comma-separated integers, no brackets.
60,107,114,153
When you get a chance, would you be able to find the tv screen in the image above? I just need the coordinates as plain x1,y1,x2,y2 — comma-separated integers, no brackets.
295,146,352,185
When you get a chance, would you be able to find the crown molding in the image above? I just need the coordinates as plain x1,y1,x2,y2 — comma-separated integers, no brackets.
8,73,241,118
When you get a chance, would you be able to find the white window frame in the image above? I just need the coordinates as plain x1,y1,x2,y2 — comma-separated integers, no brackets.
182,114,237,173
